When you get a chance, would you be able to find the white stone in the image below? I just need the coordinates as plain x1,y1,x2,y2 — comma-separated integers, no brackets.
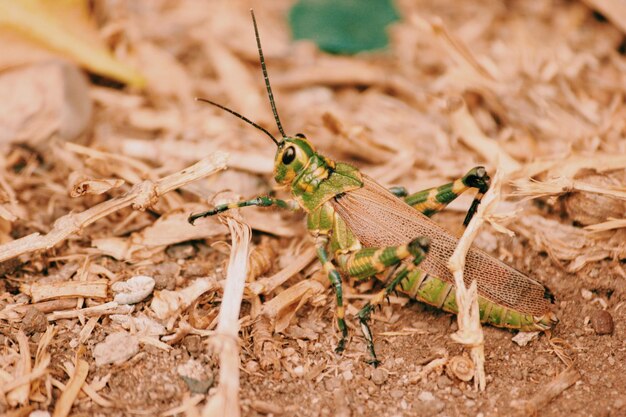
112,275,155,304
418,391,435,402
93,332,139,366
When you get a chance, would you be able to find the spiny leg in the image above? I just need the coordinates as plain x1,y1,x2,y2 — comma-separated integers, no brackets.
314,235,349,354
188,196,299,224
402,166,490,226
337,237,427,281
337,237,430,366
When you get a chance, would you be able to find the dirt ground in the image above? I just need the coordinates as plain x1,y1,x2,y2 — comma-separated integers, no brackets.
1,1,625,416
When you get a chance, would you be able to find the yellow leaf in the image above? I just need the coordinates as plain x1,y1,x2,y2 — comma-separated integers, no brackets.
0,0,145,87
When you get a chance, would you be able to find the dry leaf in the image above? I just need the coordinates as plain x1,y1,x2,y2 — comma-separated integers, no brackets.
0,0,144,86
0,60,91,146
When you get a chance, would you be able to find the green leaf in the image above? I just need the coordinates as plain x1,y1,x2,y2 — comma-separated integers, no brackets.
288,0,400,54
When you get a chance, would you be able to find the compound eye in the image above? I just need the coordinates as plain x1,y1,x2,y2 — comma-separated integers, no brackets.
282,146,296,164
295,133,306,139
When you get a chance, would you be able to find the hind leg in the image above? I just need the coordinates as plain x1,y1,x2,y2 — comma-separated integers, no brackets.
392,166,491,226
337,237,430,366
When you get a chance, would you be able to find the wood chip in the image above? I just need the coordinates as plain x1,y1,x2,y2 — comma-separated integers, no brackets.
52,359,89,417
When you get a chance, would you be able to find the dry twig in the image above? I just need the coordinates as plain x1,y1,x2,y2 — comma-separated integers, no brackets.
0,151,228,263
510,367,580,415
201,218,251,417
52,359,89,417
447,170,505,391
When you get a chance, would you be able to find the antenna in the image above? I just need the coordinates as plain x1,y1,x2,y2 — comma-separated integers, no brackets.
196,98,279,145
250,9,286,139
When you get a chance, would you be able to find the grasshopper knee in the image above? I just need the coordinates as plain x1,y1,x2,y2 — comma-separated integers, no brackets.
388,186,408,198
408,236,430,255
463,166,491,192
408,237,430,265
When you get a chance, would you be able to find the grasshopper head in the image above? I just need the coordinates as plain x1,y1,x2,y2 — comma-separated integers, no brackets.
274,134,316,185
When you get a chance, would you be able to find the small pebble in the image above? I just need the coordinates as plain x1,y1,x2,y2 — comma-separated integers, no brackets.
390,389,404,399
149,262,181,290
245,360,260,373
464,389,478,399
93,332,139,366
591,310,614,335
371,368,389,385
614,398,625,409
180,375,212,394
581,289,593,300
421,399,445,415
21,307,47,334
437,375,453,388
182,334,203,355
418,391,435,402
183,263,210,278
587,373,600,385
324,377,342,391
342,370,353,381
166,242,197,259
294,365,305,377
451,387,463,397
512,331,539,347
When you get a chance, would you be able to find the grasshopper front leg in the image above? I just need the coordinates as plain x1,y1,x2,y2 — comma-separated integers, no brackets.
394,166,491,226
188,196,299,224
314,235,349,353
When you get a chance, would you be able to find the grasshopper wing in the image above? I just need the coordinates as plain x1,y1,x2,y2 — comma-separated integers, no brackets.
330,174,553,316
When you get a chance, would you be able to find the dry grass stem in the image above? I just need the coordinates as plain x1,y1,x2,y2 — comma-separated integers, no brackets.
262,279,327,333
163,394,204,417
68,173,125,197
151,278,217,321
409,356,448,384
47,301,132,321
0,355,50,396
447,170,505,391
516,155,626,180
13,299,78,314
510,367,580,415
21,279,108,302
584,218,626,232
201,218,250,417
512,177,626,200
448,98,520,174
251,314,281,370
6,330,31,406
0,152,228,263
51,359,89,417
248,246,317,295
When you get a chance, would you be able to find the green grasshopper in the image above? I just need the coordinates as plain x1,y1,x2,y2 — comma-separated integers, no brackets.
190,10,558,365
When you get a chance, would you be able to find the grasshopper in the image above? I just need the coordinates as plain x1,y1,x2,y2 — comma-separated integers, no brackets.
190,10,558,365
